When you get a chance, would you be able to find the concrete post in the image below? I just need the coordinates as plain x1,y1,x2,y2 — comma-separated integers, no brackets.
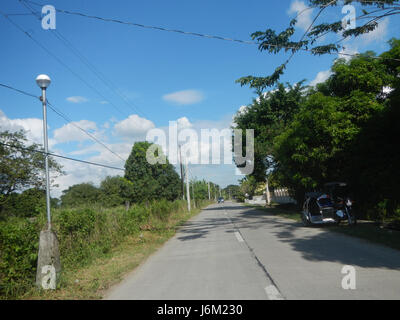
36,230,61,289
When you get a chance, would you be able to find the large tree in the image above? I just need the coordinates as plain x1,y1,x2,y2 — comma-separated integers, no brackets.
124,141,181,203
273,40,399,212
233,82,306,182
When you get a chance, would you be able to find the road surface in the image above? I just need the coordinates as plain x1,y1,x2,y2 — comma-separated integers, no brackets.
105,202,400,300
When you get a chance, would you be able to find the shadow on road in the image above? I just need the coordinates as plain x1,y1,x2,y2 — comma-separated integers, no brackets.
175,203,400,270
233,205,400,270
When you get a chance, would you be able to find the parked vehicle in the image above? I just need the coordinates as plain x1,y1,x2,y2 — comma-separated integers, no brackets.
301,182,356,226
218,197,224,203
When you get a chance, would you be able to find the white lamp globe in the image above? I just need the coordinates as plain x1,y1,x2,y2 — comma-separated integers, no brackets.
36,74,51,89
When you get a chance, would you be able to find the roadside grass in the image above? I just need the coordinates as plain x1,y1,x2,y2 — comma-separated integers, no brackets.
244,203,400,251
244,203,302,222
10,202,209,300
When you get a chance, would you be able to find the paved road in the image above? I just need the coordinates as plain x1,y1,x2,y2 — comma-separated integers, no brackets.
105,202,400,300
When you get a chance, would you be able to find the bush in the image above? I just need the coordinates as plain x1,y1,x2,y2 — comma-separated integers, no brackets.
0,218,39,298
0,199,198,299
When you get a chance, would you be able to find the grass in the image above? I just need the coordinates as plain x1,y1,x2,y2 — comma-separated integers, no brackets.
244,202,400,252
19,203,207,300
244,203,302,222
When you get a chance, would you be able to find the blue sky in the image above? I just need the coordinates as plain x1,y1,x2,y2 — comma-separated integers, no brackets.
1,0,398,196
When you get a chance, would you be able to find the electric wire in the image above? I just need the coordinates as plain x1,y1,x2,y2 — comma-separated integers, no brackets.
0,141,125,171
21,0,400,62
0,81,126,162
19,0,149,119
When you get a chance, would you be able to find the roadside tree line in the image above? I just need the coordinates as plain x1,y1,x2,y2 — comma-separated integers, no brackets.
234,39,400,221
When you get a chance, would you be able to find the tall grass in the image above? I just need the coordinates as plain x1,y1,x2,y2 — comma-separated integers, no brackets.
0,199,203,299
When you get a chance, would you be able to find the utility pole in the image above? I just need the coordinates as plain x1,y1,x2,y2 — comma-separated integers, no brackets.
208,181,211,200
35,74,60,290
185,157,191,212
191,180,196,208
179,145,185,200
266,176,271,206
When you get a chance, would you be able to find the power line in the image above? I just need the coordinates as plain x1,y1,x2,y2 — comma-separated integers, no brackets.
0,83,39,99
22,0,400,62
0,9,130,119
0,141,125,171
18,0,149,119
46,101,126,162
0,81,126,162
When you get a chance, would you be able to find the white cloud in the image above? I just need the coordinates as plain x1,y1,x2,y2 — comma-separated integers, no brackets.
53,120,98,143
113,114,155,138
338,18,389,61
287,0,313,31
1,109,242,197
0,109,44,145
359,18,389,45
66,96,88,103
163,90,204,105
338,44,359,61
310,69,332,86
177,117,193,129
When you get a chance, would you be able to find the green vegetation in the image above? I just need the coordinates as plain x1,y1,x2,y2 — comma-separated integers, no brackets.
0,130,63,219
124,141,181,203
0,137,218,299
236,0,400,92
0,199,211,299
234,39,400,221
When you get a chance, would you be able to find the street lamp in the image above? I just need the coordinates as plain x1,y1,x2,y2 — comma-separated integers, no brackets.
36,74,52,230
35,74,60,290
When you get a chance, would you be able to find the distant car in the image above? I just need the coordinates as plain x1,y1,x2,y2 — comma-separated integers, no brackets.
218,197,224,203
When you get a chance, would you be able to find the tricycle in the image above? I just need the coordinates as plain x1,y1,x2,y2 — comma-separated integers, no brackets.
301,182,357,227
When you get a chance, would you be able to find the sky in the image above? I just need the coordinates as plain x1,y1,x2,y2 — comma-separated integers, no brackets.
0,0,399,197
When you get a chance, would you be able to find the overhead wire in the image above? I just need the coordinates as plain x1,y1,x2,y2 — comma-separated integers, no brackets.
0,141,125,171
18,0,149,119
21,0,400,62
0,81,126,162
0,9,130,118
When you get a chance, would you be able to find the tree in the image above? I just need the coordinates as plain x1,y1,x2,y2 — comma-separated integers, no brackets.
233,82,306,182
60,183,101,207
223,184,241,199
99,176,135,207
239,176,258,199
273,41,399,210
0,130,63,216
124,141,181,203
236,0,400,92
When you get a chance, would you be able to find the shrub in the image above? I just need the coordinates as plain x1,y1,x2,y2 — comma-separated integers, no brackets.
0,199,201,299
0,218,39,298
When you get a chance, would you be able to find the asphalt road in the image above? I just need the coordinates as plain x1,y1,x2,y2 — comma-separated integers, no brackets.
105,202,400,300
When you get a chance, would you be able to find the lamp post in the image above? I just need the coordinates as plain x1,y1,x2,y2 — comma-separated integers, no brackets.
185,157,191,212
35,74,60,290
36,74,52,230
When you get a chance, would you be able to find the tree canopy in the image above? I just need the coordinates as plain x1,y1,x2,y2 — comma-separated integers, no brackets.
234,39,400,219
0,130,63,217
124,141,181,203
